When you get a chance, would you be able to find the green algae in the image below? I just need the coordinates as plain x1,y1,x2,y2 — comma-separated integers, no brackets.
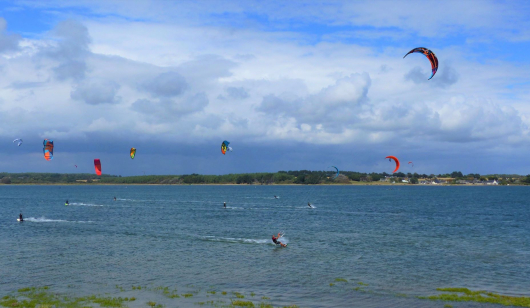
334,278,348,282
419,287,530,307
231,300,254,307
233,292,245,299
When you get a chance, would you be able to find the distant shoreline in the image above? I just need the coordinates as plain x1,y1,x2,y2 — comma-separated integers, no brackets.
0,182,522,186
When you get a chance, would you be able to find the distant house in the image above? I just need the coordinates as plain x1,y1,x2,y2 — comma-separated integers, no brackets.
485,180,498,185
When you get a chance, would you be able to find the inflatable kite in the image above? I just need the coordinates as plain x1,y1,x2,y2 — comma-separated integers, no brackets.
408,161,414,167
330,166,339,180
404,47,438,80
13,139,22,146
94,159,102,176
386,156,400,173
43,139,54,161
221,140,232,155
130,148,136,159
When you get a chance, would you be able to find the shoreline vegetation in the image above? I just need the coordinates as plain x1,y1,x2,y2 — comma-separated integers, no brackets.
0,171,528,185
3,285,530,308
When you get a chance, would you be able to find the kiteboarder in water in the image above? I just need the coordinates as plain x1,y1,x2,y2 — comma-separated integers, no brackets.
19,213,23,222
114,197,116,201
272,233,287,247
65,200,69,206
308,202,312,208
223,202,226,208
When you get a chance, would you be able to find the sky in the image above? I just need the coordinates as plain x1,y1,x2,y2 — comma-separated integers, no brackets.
0,0,529,176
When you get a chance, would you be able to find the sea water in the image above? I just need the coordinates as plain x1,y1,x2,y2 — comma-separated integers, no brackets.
1,185,529,307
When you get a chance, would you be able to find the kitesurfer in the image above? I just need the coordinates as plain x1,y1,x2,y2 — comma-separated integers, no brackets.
114,196,116,201
223,202,226,208
19,213,23,222
65,200,69,206
308,202,312,208
274,195,278,199
272,233,287,247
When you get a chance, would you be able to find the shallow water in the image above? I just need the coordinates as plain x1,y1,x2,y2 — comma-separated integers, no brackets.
1,185,529,307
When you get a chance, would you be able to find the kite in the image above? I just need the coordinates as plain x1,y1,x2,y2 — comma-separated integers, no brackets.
43,139,54,161
408,161,414,167
130,148,136,159
94,159,102,176
74,165,77,168
385,156,400,173
221,140,232,155
13,139,22,146
403,47,438,80
330,166,339,180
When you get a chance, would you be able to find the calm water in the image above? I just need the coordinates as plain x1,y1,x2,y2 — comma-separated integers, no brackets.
1,185,529,307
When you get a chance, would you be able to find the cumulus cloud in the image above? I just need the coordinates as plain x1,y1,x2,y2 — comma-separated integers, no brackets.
131,92,209,121
257,73,371,132
0,18,21,53
46,20,91,81
141,71,188,98
405,64,458,88
225,87,249,100
70,79,121,105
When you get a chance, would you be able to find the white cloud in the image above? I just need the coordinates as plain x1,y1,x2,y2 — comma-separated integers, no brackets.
1,1,530,174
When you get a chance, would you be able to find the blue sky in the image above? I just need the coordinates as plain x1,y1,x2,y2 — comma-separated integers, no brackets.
0,0,529,176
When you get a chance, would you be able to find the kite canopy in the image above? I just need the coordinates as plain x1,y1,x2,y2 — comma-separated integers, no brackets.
130,148,136,159
94,159,102,176
330,166,339,180
385,156,400,173
221,140,230,155
408,161,414,167
43,139,54,161
13,139,22,146
403,47,438,80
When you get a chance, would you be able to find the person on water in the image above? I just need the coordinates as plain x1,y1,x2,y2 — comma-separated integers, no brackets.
308,202,312,208
19,213,23,221
274,195,278,199
65,200,69,205
272,233,287,247
114,196,116,201
223,202,226,208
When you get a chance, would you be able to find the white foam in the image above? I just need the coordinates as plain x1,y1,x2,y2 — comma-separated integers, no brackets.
70,202,105,207
25,216,93,223
201,236,270,244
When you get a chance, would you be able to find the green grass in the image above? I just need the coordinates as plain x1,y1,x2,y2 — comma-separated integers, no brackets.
0,287,132,308
419,287,530,307
231,300,254,307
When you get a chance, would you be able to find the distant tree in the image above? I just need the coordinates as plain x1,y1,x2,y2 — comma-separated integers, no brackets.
451,171,463,178
1,177,11,184
409,178,419,184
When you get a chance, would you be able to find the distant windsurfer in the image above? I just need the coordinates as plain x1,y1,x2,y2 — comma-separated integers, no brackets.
18,213,23,222
272,233,287,247
223,202,226,208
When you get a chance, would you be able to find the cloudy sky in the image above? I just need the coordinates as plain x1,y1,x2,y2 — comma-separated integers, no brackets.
0,0,529,176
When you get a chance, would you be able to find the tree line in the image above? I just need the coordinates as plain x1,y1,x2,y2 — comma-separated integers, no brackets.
0,171,527,185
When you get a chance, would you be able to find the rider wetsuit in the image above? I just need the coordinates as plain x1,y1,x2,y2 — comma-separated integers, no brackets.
272,236,280,245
